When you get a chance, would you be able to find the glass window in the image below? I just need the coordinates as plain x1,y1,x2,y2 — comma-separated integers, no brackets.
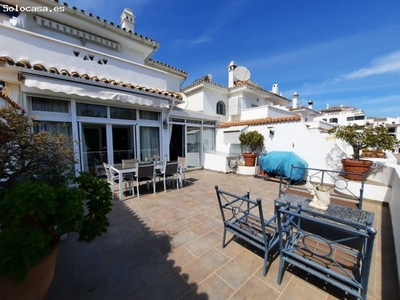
77,103,107,118
216,101,226,115
110,107,136,120
31,97,69,113
329,118,338,123
33,121,72,137
187,120,201,124
347,117,354,121
203,127,215,152
203,121,216,126
139,126,160,161
354,115,365,120
139,110,159,120
170,118,185,123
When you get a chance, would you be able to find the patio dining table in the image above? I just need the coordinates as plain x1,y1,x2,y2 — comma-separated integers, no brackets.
110,161,164,200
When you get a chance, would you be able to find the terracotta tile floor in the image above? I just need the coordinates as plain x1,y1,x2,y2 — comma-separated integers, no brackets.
47,170,399,300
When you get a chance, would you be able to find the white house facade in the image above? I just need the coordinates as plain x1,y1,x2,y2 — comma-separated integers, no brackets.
314,105,366,126
180,62,350,173
0,0,220,174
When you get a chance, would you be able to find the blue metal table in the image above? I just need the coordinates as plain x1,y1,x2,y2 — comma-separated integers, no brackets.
274,193,376,300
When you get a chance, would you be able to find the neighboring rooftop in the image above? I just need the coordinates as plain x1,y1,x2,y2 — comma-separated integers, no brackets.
217,115,302,128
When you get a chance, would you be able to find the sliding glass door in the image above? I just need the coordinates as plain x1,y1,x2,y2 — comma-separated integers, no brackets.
79,123,136,176
186,126,201,168
139,126,160,161
112,125,135,164
80,123,107,176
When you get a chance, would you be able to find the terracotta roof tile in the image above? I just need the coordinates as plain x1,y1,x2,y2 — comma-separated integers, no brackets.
48,67,59,74
0,56,183,100
181,74,227,91
33,63,47,72
230,80,269,93
60,69,70,76
320,106,360,113
15,59,31,69
0,91,23,110
146,58,187,75
217,115,301,128
0,56,14,65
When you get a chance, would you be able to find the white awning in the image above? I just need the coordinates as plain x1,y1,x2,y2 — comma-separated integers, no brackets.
22,75,170,108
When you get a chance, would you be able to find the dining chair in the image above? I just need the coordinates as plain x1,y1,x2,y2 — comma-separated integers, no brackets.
155,161,180,192
133,162,156,198
122,159,138,181
177,156,186,187
103,162,132,200
122,159,138,168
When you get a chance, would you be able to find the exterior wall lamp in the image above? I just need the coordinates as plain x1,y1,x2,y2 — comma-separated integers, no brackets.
268,126,275,135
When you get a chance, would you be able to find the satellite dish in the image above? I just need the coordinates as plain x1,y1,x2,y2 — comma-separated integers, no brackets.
233,66,251,81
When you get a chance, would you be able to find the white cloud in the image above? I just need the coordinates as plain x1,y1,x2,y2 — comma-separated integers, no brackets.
343,51,400,79
175,37,212,46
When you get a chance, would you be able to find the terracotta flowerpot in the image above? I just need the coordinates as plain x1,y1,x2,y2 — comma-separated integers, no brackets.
377,152,385,158
0,244,58,300
361,150,374,158
243,153,257,166
341,159,373,181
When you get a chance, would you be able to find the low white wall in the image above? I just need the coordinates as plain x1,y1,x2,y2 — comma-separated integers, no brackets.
204,151,240,173
388,164,400,290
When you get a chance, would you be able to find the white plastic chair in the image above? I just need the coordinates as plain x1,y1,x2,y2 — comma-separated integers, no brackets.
103,162,132,200
122,159,137,181
177,156,186,187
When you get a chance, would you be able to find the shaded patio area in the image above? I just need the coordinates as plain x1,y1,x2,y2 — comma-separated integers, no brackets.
47,170,398,300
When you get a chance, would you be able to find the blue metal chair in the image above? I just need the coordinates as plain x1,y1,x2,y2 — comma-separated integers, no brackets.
215,185,281,276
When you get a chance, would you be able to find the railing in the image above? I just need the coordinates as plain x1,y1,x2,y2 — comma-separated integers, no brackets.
279,166,366,209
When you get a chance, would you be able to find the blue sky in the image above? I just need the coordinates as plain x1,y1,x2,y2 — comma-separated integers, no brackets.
64,0,400,118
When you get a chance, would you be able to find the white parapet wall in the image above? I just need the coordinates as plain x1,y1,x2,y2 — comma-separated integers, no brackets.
236,166,257,176
204,151,240,173
387,164,400,290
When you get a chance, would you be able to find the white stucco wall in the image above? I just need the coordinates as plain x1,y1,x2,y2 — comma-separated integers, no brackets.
0,24,181,92
179,91,204,112
386,164,400,289
240,105,297,120
216,120,347,171
202,89,228,117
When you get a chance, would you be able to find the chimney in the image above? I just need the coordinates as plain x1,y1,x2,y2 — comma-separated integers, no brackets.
292,91,299,108
120,8,135,32
308,100,313,109
228,61,237,88
272,84,279,94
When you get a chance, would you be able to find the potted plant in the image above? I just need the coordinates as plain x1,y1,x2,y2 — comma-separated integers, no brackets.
0,106,112,299
238,130,264,166
329,124,397,180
